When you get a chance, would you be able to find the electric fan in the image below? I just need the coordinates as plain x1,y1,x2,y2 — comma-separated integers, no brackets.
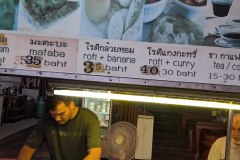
103,121,137,160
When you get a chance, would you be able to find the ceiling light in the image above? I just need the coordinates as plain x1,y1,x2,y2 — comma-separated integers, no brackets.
54,90,240,110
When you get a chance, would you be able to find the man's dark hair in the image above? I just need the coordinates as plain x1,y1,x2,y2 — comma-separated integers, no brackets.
47,95,73,110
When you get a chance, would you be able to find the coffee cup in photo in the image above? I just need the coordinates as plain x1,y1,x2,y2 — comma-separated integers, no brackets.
221,32,240,44
211,0,233,17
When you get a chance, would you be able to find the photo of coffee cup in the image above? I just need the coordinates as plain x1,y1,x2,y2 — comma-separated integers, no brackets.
211,0,233,17
221,32,240,44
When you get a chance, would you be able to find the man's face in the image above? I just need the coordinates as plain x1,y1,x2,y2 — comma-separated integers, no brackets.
49,101,72,125
232,114,240,144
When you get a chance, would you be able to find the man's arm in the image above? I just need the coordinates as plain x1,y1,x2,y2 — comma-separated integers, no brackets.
83,148,102,160
17,145,36,160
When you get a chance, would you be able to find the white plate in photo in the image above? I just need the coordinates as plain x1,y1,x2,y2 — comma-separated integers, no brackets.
214,38,240,48
213,25,240,36
226,19,240,27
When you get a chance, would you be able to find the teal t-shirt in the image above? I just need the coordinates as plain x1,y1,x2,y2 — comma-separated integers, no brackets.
25,108,101,160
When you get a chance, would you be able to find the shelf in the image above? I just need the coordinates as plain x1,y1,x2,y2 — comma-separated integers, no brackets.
2,95,27,123
83,96,111,130
94,111,109,115
7,115,25,119
5,95,26,99
7,106,25,111
16,107,25,111
4,114,25,123
100,125,108,128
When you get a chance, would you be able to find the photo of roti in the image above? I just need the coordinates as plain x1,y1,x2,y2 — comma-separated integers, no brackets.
17,0,81,37
80,0,144,41
125,0,144,31
86,0,111,23
118,0,131,7
0,0,18,30
21,0,80,29
122,7,143,41
108,9,124,39
152,14,204,45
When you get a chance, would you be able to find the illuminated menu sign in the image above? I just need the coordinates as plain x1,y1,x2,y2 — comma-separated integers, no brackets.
0,0,240,87
77,38,240,86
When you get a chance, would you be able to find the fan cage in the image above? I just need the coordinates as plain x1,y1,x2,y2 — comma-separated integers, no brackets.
103,121,137,160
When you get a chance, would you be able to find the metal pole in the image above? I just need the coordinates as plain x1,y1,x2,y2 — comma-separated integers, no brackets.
225,109,234,160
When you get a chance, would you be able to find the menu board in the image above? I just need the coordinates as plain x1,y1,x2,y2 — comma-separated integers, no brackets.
13,35,78,72
77,38,240,86
0,0,240,87
0,33,17,68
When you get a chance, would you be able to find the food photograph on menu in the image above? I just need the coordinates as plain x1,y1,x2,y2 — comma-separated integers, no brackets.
79,0,208,45
204,0,240,48
79,0,144,41
1,0,239,48
17,0,81,37
142,0,207,45
0,0,20,31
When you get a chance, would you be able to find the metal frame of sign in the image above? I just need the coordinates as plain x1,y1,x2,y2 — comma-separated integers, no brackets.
1,68,240,94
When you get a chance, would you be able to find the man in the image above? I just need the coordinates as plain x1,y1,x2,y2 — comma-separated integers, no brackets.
208,113,240,160
17,95,101,160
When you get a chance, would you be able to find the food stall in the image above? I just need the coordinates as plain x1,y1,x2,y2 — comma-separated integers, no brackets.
0,0,240,159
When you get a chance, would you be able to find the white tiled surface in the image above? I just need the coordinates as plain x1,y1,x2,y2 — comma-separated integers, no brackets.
0,118,39,140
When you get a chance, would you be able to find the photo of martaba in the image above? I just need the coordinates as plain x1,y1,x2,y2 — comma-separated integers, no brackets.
0,0,19,30
16,0,81,38
20,0,80,29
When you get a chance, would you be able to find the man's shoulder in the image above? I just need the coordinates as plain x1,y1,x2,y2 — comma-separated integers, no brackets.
79,107,95,115
78,107,98,119
217,136,226,141
215,136,226,145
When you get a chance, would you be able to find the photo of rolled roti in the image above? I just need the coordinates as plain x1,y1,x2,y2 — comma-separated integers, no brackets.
80,0,144,41
86,0,111,23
